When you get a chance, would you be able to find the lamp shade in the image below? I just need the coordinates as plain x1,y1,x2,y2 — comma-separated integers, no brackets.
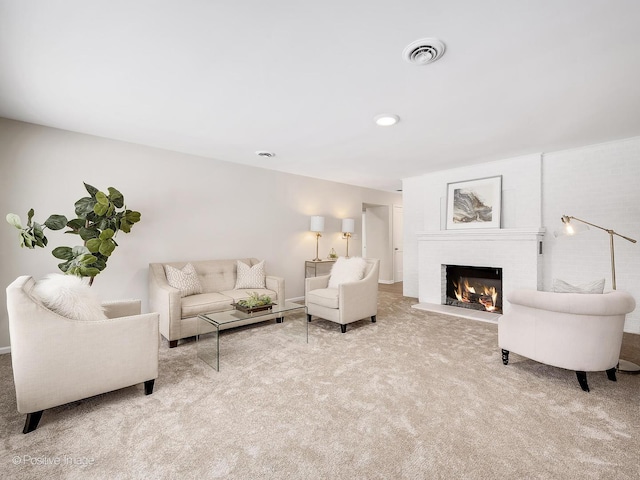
310,216,325,232
342,218,355,234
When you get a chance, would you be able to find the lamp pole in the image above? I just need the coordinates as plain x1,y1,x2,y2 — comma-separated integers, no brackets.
561,215,638,373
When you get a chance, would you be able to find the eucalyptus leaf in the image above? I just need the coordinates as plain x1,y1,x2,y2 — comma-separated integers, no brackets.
95,191,109,206
98,239,116,256
86,238,101,253
44,214,67,230
66,218,85,232
108,187,124,208
75,197,95,217
99,228,114,240
84,182,99,197
6,213,22,229
27,208,34,227
79,227,99,241
52,246,73,260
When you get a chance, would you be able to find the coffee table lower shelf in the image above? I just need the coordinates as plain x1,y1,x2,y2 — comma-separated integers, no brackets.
197,301,307,371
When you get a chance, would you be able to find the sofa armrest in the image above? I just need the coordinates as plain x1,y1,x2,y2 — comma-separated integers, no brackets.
306,275,330,293
148,263,183,342
266,275,285,303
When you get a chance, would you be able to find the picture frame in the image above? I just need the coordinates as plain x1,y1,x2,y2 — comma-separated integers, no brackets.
446,176,502,230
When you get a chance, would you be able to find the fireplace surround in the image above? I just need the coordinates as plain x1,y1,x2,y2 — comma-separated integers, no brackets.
414,228,545,321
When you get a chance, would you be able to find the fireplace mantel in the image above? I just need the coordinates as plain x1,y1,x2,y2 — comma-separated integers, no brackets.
417,228,545,243
415,227,545,321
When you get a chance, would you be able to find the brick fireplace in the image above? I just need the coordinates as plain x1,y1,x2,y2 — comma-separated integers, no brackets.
414,228,545,321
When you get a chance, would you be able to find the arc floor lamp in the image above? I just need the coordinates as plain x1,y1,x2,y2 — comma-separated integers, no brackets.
561,215,638,372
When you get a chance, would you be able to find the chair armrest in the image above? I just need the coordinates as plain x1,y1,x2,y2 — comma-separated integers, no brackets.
306,275,330,293
339,277,378,318
266,275,285,303
102,299,142,318
10,306,160,413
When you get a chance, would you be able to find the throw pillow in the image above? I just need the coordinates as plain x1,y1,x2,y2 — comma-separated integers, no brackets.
328,257,367,288
552,278,605,294
165,263,203,297
235,260,266,289
32,273,107,321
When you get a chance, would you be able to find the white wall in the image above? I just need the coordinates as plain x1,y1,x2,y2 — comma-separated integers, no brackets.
404,138,640,333
0,118,401,349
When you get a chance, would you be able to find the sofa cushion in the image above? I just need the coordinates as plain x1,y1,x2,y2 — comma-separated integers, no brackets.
181,292,234,318
165,263,203,297
306,288,339,309
328,257,367,288
235,260,266,289
552,278,605,294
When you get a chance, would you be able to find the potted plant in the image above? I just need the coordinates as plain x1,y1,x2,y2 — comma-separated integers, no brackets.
6,182,141,285
233,292,274,313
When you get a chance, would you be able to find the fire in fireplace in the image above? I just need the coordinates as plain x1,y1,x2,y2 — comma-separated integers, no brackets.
445,265,503,313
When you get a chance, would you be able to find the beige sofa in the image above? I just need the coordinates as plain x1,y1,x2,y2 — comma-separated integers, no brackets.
149,258,285,347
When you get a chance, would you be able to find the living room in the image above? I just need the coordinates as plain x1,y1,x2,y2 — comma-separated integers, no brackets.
1,2,639,479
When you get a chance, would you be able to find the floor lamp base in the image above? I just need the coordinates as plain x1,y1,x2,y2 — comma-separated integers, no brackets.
617,358,640,374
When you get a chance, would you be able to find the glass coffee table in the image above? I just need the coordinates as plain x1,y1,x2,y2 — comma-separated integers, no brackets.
197,301,307,371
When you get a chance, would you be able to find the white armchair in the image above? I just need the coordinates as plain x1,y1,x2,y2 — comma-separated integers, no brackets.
498,289,636,392
305,258,380,333
6,276,159,433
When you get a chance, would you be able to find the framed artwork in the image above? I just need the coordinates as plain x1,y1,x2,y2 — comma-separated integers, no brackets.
446,176,502,229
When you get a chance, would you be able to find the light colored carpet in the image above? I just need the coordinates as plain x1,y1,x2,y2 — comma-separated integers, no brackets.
1,291,639,479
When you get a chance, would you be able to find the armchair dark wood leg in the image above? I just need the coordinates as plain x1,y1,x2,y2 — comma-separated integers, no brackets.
606,368,617,382
501,349,509,365
576,371,590,392
307,314,312,322
144,379,155,395
169,340,178,348
23,411,43,434
341,324,347,333
276,317,283,323
371,315,376,323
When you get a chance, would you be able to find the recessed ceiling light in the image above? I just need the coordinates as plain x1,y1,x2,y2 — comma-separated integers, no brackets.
374,114,400,126
255,151,276,158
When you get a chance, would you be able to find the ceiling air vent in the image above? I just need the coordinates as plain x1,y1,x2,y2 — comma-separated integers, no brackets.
402,38,446,66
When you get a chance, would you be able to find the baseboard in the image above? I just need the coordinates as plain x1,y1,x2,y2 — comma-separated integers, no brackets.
287,296,305,303
0,346,11,355
378,280,394,285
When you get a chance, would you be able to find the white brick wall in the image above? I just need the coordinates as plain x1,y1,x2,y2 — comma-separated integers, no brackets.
542,137,640,333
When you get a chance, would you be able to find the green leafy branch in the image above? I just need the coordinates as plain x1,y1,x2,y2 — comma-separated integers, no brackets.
6,182,141,283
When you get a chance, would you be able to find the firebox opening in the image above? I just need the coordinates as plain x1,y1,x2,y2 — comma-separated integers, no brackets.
445,265,503,314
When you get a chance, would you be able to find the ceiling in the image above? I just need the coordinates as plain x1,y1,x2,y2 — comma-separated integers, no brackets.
1,1,640,192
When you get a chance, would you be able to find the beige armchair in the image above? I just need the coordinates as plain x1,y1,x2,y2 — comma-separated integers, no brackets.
499,289,636,392
305,258,380,333
6,276,159,433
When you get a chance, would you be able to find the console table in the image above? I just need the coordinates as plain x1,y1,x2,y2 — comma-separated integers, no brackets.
305,259,336,278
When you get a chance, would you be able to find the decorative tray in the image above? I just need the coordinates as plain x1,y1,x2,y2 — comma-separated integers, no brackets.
231,302,277,314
